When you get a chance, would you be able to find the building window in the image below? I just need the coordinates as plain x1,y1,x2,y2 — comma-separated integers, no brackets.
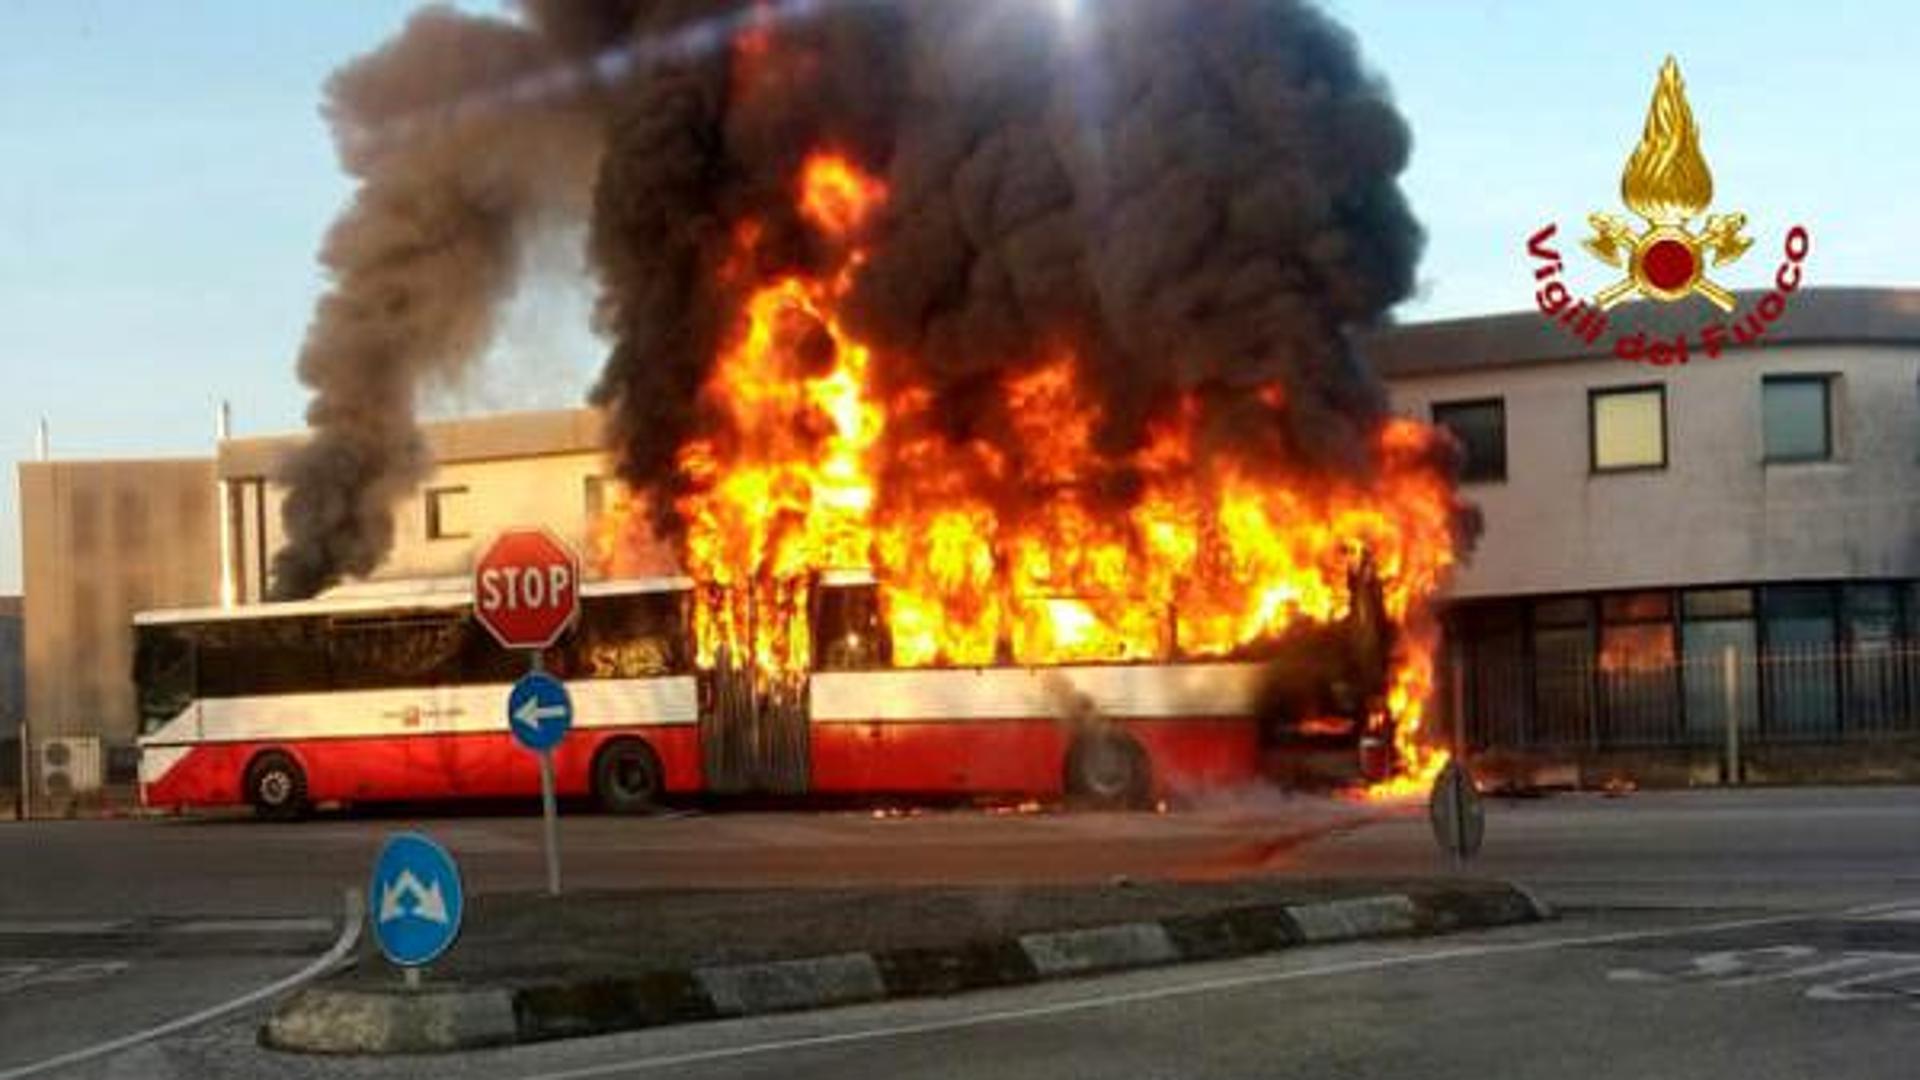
1762,375,1832,463
1842,584,1900,732
1590,385,1667,472
1597,590,1677,745
585,476,607,522
1430,398,1506,483
1680,588,1758,749
1530,596,1593,747
424,486,471,541
1761,585,1839,738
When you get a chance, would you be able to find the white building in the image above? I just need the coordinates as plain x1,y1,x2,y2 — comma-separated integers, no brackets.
1373,287,1920,772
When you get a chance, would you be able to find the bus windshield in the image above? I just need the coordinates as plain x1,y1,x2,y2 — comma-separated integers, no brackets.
131,624,195,734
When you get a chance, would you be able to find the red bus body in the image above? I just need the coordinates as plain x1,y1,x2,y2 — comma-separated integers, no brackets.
135,575,1371,813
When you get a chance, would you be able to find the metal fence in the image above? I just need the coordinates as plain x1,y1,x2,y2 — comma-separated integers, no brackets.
1455,642,1920,752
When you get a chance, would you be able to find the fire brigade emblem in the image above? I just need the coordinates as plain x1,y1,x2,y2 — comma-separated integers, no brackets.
1583,56,1751,313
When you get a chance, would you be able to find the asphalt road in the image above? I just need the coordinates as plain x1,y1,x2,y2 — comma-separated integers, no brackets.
6,786,1920,1079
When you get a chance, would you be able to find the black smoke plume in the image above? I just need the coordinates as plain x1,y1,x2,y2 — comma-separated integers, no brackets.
275,0,1435,595
270,4,616,598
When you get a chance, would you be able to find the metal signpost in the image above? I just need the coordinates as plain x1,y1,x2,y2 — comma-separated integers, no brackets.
508,670,573,896
370,832,465,988
473,528,581,898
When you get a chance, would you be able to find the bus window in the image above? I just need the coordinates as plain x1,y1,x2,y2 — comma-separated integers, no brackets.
811,583,891,671
195,617,328,698
326,613,465,690
132,624,195,732
548,591,692,680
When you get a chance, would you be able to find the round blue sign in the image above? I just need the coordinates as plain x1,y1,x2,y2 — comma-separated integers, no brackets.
508,671,574,752
369,832,464,967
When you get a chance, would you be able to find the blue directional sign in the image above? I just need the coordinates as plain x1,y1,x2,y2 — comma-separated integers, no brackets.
508,671,574,753
370,832,464,967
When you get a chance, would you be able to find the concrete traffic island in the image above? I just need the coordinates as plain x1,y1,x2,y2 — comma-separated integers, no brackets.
262,878,1550,1055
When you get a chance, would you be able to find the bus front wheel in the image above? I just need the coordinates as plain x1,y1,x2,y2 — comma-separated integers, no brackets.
593,739,663,815
1064,732,1151,810
245,751,308,822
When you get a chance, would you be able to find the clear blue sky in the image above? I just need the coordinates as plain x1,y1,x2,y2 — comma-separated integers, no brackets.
2,0,1915,593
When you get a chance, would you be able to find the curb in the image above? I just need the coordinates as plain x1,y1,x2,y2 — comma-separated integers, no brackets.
263,883,1549,1055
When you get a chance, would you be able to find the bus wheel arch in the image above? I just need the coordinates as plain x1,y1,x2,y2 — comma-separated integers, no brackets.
243,749,309,821
1064,730,1151,809
591,737,664,815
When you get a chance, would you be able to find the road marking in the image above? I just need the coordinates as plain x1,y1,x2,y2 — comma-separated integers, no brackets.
516,907,1838,1080
0,920,132,935
0,891,362,1080
0,961,130,996
1606,940,1920,1003
1851,906,1920,922
1804,962,1920,1002
166,917,335,935
0,916,334,937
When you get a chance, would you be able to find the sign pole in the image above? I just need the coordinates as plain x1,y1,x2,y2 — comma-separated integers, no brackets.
474,527,579,901
530,650,562,898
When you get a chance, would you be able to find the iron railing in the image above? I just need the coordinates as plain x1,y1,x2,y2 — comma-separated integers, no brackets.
1452,643,1920,752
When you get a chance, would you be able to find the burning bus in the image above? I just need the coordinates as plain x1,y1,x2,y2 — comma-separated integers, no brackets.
144,3,1479,815
136,551,1411,818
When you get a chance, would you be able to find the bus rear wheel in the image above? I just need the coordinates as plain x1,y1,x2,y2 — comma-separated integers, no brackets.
245,751,308,822
1065,732,1151,810
593,739,663,815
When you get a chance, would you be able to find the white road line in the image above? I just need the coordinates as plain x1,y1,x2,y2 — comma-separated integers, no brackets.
166,918,335,935
0,891,362,1080
0,961,131,996
0,920,132,935
518,906,1854,1080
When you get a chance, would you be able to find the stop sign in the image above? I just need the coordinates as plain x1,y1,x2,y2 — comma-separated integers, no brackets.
473,528,581,650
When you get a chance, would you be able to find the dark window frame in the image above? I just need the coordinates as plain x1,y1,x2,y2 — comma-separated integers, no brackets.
1588,383,1668,474
1761,374,1833,464
424,485,472,541
1431,397,1508,484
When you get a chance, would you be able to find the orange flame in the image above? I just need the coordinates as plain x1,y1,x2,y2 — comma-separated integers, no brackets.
799,154,887,238
656,151,1462,794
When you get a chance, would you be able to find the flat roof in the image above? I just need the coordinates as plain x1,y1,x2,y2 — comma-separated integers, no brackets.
134,575,693,626
1358,287,1920,378
218,407,606,480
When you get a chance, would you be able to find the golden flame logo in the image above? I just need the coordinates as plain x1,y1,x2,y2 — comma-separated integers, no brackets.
1583,57,1751,312
1621,57,1712,223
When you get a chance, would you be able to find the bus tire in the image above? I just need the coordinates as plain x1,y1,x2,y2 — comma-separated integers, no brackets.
592,738,663,815
245,751,308,821
1064,732,1151,810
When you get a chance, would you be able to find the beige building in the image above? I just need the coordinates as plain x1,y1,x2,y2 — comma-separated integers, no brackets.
1,595,21,792
218,409,641,604
17,459,219,796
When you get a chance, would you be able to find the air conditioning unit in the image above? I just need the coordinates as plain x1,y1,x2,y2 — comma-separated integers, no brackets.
38,736,102,797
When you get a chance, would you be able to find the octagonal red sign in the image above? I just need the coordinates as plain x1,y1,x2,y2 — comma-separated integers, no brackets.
472,527,581,650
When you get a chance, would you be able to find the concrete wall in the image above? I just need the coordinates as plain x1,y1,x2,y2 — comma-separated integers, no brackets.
0,595,20,787
18,460,219,765
0,596,21,739
1386,344,1920,599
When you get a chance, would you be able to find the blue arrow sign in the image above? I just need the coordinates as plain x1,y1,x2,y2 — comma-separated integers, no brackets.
369,833,463,967
508,671,573,753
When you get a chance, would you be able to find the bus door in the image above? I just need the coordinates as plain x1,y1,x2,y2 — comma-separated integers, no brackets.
698,582,811,795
